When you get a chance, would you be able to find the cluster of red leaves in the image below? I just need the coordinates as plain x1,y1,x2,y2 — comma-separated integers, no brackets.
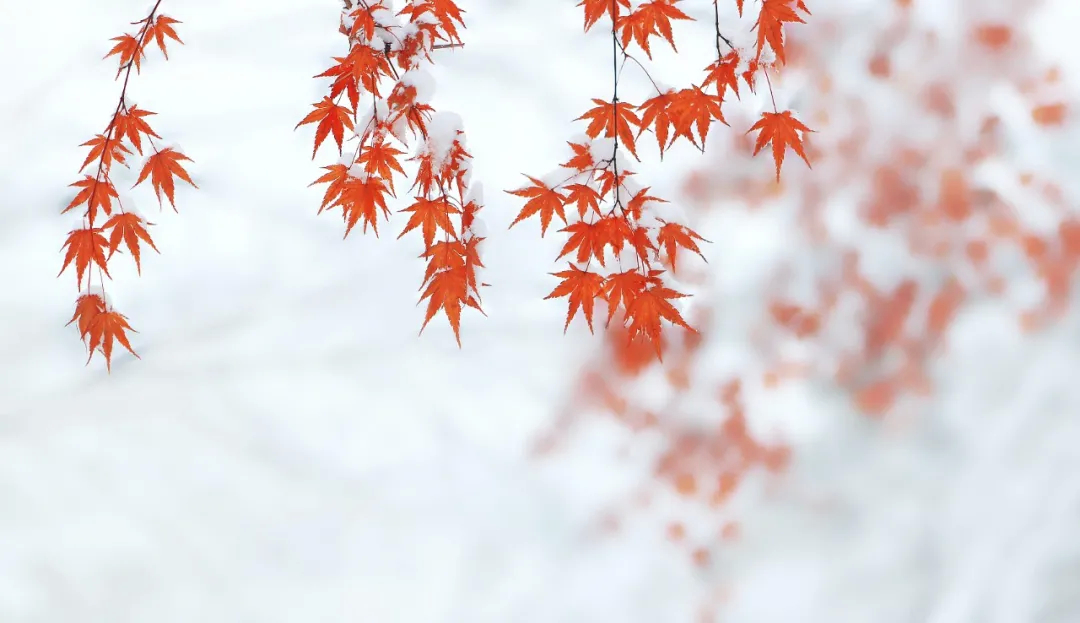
509,0,812,358
299,0,485,345
540,0,1077,615
60,0,194,371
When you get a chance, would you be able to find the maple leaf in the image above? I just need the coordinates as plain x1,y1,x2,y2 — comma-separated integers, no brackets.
753,0,807,65
507,175,568,236
563,183,603,219
625,283,694,358
669,86,726,150
104,33,147,74
629,225,658,266
84,308,140,372
58,227,111,289
747,110,813,180
656,220,709,273
309,163,351,212
295,97,356,159
111,105,160,155
398,195,460,249
66,293,107,340
637,90,678,157
561,141,594,171
545,264,607,333
358,141,406,194
616,0,692,59
418,265,483,346
625,185,667,221
133,148,198,209
702,50,742,100
144,15,183,59
602,268,653,325
103,212,159,275
576,98,642,160
64,175,119,225
579,0,631,31
79,133,132,173
337,175,392,238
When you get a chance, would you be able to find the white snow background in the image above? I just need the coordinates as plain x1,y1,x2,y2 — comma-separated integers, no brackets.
1,0,1079,621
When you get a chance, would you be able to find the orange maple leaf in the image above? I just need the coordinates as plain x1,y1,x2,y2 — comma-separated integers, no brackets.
84,308,140,372
546,264,607,333
67,293,108,340
702,50,743,100
602,268,654,325
104,33,147,74
669,86,726,149
64,175,119,225
579,0,631,31
625,283,694,357
358,141,406,194
309,164,351,212
507,175,568,236
59,227,111,289
79,133,132,173
398,195,460,249
577,98,643,160
637,90,678,157
335,175,392,238
747,110,813,180
111,105,160,155
753,0,807,65
134,147,198,208
656,220,709,273
295,97,356,159
103,212,159,275
616,0,692,59
144,15,184,59
419,265,483,346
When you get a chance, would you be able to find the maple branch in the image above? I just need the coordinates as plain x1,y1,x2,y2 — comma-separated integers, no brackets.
608,0,624,211
712,0,734,55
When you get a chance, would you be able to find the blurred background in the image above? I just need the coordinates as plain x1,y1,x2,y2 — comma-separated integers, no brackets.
1,0,1079,621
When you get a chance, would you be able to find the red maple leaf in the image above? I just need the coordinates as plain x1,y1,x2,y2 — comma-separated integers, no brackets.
295,97,356,158
546,264,607,333
747,110,813,180
133,147,198,209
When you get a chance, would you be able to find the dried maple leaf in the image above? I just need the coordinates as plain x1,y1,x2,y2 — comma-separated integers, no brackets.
59,227,111,288
103,212,159,275
576,99,642,160
64,175,119,225
747,110,813,180
656,220,709,273
295,97,356,158
84,308,140,372
546,264,607,332
133,147,198,208
507,175,568,236
398,195,460,249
